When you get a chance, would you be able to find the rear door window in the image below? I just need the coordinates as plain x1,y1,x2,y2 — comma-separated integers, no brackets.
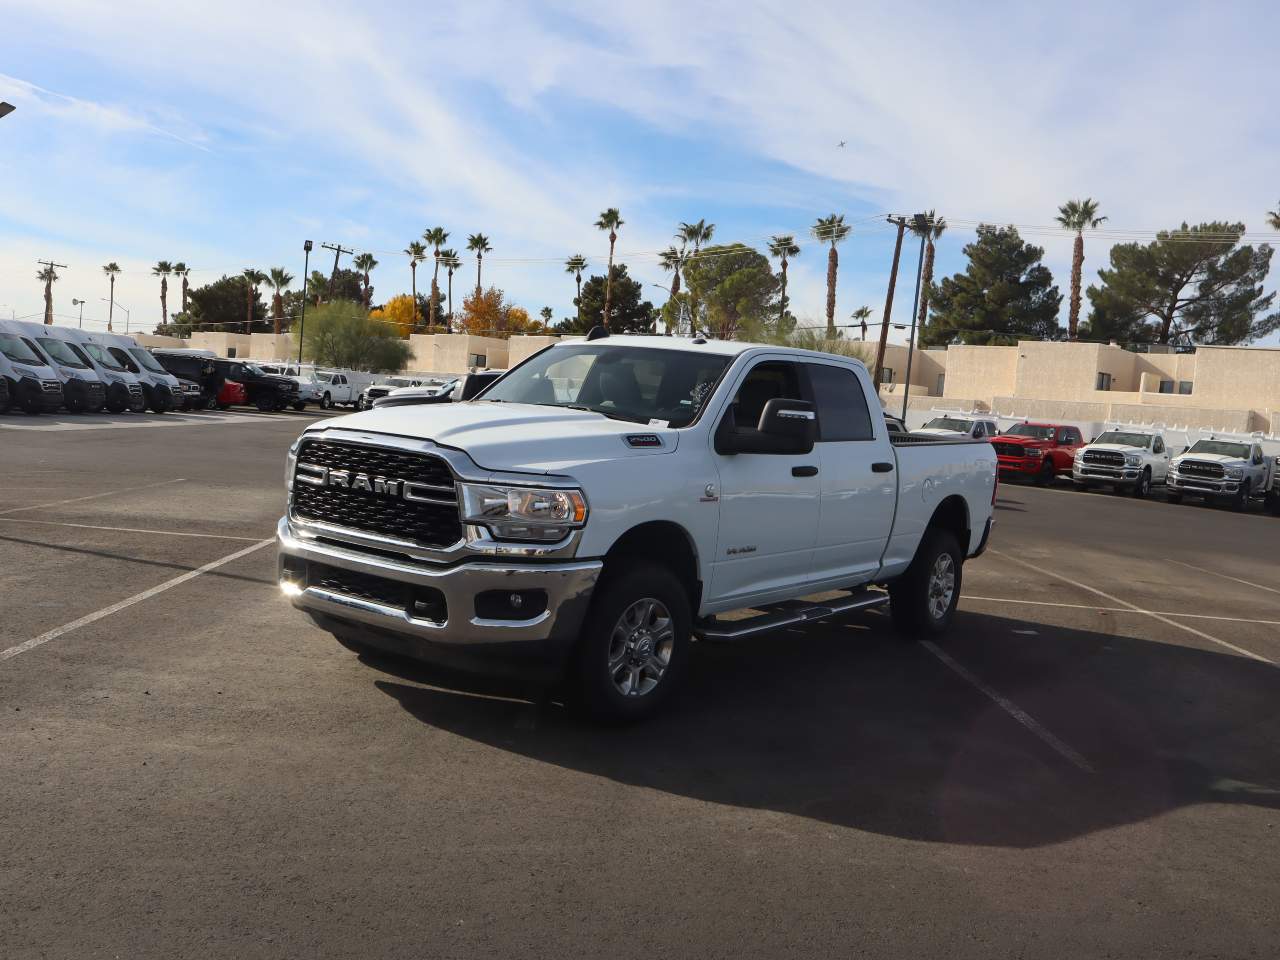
805,363,874,442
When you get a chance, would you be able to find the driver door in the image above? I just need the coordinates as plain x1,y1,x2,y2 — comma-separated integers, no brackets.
707,359,820,608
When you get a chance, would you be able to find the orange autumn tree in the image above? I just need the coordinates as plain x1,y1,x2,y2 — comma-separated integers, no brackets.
459,286,550,337
368,293,418,338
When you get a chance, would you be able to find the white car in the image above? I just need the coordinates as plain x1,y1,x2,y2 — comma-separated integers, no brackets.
278,333,997,721
1168,438,1279,512
1072,428,1171,498
916,415,1000,441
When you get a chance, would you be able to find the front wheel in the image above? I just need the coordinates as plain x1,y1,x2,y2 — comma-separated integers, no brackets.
569,562,691,723
255,395,277,412
1034,461,1055,487
1232,480,1250,513
320,392,332,409
890,528,963,638
105,383,129,414
292,402,306,411
1132,470,1151,499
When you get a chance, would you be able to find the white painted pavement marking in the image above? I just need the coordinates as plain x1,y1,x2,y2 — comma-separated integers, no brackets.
0,538,274,663
1163,558,1280,597
0,517,261,542
964,595,1280,627
990,550,1274,666
0,477,186,516
0,410,328,432
920,640,1095,774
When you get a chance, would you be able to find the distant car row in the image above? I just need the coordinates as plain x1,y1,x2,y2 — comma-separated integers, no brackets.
916,413,1280,515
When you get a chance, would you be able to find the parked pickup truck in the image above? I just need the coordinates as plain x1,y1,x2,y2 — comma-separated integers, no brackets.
916,415,1000,441
1071,428,1170,498
1167,438,1280,513
277,333,997,720
992,422,1085,486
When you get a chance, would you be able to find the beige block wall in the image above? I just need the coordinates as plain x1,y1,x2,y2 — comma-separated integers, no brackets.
941,345,1018,403
248,334,296,361
1183,346,1280,412
409,334,512,374
135,334,186,349
187,332,253,357
508,335,563,368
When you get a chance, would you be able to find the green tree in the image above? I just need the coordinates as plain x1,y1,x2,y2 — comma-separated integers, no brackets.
301,299,412,372
152,261,173,327
102,262,121,332
352,253,378,307
423,227,448,328
595,208,624,329
906,212,946,329
811,214,851,337
404,240,427,328
922,224,1062,345
558,264,654,334
683,242,780,340
851,305,873,341
183,275,268,332
1267,203,1280,231
242,268,268,334
467,233,492,297
564,254,587,326
309,268,363,304
1085,222,1278,345
267,267,293,335
678,219,715,333
767,235,800,329
1055,198,1107,339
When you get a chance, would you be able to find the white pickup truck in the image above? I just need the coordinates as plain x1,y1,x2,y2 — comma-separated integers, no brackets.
277,334,997,720
1167,438,1280,512
1071,428,1171,498
915,414,1000,441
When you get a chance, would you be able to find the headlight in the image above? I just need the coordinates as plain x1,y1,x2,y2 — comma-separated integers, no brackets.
459,482,587,542
1023,448,1041,458
285,436,303,490
1124,454,1141,466
1225,466,1244,479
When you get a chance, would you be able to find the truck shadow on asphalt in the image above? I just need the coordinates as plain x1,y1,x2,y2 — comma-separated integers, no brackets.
369,610,1280,849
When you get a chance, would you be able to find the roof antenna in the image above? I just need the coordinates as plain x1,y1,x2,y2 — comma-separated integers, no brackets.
586,325,609,341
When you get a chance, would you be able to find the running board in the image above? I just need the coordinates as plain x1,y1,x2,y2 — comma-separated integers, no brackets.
695,590,889,641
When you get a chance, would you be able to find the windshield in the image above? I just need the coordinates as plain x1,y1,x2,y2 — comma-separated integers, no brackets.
0,333,45,365
82,343,127,372
923,417,974,432
36,338,89,369
316,373,333,383
1094,431,1151,449
128,348,168,374
1004,424,1054,440
481,344,730,427
1187,440,1249,458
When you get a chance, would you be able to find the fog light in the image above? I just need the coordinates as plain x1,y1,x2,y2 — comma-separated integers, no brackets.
475,589,547,621
280,556,306,595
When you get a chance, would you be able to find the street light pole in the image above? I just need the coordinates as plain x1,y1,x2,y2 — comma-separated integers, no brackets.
901,214,929,422
72,298,85,328
297,240,312,363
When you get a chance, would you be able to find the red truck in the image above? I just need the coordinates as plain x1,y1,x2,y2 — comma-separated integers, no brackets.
991,422,1085,486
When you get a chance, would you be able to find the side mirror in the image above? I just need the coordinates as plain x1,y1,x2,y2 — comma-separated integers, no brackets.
715,398,817,455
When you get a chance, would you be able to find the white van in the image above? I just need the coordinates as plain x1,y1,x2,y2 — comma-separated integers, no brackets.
97,332,186,413
0,320,64,414
11,321,108,413
65,328,147,413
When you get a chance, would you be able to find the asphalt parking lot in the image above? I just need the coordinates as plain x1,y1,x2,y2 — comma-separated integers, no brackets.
3,411,1279,959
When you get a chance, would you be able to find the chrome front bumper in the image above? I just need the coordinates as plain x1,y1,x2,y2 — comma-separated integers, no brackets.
1073,464,1140,483
276,517,601,674
1167,473,1238,495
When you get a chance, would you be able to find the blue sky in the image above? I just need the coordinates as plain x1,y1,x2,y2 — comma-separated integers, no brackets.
1,0,1278,344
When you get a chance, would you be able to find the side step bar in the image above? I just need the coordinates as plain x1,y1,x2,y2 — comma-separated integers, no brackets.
695,590,889,641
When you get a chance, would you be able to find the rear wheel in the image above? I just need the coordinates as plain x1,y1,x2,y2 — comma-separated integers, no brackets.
569,562,691,723
255,395,277,412
890,528,963,638
1132,469,1151,499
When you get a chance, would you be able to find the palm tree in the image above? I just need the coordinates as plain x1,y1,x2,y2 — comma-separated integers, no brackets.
811,214,851,338
152,261,173,327
678,219,715,334
905,211,946,328
267,267,293,335
423,227,448,329
851,305,873,341
1268,202,1280,231
767,235,800,328
404,240,427,328
352,253,377,308
172,262,191,313
594,208,624,329
1056,199,1107,340
38,265,59,325
659,245,685,299
102,262,121,332
564,254,588,326
242,268,267,331
440,249,460,332
467,233,492,298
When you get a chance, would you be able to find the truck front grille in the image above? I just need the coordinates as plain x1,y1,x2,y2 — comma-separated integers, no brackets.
306,560,447,623
128,384,144,401
290,440,462,548
993,442,1025,458
1083,450,1125,467
1178,460,1224,479
41,380,62,394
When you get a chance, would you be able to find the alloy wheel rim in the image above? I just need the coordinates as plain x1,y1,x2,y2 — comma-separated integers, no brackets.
927,553,956,621
607,597,675,698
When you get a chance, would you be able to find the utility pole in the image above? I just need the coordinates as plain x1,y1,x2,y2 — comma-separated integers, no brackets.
37,259,67,325
298,240,313,363
901,213,930,421
873,218,906,393
320,242,353,301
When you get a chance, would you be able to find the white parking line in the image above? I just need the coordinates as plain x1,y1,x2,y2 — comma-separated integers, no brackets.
921,640,1094,774
0,538,273,664
964,595,1280,627
0,477,186,516
990,550,1274,666
0,517,262,542
1163,558,1280,597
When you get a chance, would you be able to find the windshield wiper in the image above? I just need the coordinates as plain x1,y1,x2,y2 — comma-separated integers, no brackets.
563,403,649,424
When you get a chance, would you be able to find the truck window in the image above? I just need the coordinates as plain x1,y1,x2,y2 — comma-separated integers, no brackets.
1153,437,1164,454
0,333,44,364
805,363,873,441
729,361,804,432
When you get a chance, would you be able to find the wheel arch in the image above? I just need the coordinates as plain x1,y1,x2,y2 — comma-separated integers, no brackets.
926,494,971,554
601,520,703,612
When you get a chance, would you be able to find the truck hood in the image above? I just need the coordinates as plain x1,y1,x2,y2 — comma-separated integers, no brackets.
994,435,1049,449
1083,442,1146,454
310,400,678,474
914,427,969,438
1173,452,1246,466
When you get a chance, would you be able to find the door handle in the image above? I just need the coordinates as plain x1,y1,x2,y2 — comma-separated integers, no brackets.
871,461,895,473
792,465,819,477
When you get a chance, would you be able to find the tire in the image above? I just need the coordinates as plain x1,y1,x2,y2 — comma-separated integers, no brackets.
18,383,43,415
889,528,963,638
105,383,129,414
255,395,276,412
320,392,332,410
292,402,306,411
205,395,219,410
1034,460,1055,487
1232,480,1250,513
1132,469,1151,499
569,562,692,723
